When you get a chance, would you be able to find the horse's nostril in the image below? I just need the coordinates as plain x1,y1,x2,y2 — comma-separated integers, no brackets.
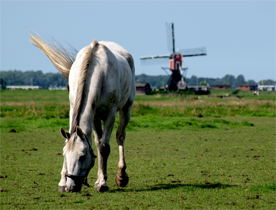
65,185,82,193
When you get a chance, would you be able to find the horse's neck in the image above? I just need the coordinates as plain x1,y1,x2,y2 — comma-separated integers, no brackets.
77,91,95,137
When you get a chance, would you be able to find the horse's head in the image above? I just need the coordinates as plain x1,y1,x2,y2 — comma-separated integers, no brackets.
60,126,96,192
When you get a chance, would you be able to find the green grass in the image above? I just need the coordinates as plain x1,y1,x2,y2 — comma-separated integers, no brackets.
0,89,69,102
0,90,275,209
1,90,275,118
0,115,255,133
1,117,275,209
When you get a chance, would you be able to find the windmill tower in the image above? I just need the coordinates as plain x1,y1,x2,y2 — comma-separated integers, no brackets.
140,23,207,91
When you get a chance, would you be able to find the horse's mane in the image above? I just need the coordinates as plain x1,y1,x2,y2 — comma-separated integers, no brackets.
70,40,99,135
28,32,77,79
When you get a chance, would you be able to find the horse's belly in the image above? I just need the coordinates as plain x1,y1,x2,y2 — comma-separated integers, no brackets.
117,91,131,110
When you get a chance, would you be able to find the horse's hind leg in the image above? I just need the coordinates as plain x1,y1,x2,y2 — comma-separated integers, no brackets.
115,104,132,187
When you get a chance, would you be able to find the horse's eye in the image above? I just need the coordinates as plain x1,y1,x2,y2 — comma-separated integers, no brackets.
79,155,86,161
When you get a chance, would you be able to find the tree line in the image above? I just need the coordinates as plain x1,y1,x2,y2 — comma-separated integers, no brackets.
135,74,275,89
0,70,66,89
0,70,275,89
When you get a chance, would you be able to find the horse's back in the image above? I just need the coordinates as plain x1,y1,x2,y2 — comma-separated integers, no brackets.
99,41,135,106
99,41,135,74
90,41,135,116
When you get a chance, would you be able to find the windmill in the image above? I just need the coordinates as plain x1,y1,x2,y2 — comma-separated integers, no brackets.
140,23,207,91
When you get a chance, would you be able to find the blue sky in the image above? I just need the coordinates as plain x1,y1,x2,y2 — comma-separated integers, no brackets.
1,0,275,82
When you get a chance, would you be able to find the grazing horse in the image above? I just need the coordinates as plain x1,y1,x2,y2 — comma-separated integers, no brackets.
29,33,135,192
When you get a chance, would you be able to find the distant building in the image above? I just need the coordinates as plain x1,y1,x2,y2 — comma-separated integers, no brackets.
136,82,151,95
258,85,275,91
211,85,231,90
188,86,210,91
238,84,258,91
6,85,40,90
188,86,210,95
48,85,67,90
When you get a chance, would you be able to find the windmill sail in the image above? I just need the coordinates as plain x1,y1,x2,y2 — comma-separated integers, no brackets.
140,55,170,66
180,47,207,57
166,23,174,53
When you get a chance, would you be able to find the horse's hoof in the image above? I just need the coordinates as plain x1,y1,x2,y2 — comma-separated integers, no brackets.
57,186,66,192
115,175,129,187
97,184,109,192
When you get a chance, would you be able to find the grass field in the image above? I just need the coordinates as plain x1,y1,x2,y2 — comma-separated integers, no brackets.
0,89,275,209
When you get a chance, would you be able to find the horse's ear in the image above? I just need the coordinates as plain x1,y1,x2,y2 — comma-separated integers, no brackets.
60,127,70,139
76,126,84,140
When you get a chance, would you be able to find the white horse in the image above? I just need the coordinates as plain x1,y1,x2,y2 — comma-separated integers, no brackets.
29,33,135,192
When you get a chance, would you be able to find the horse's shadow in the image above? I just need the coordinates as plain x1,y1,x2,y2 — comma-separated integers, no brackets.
107,182,236,193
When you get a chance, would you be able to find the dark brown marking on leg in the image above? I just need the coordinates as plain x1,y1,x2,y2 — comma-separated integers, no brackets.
115,172,129,187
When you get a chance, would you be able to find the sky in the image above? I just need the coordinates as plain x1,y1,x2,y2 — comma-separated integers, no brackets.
1,0,275,82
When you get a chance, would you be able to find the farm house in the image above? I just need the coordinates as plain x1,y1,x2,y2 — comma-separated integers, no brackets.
135,82,151,95
211,85,231,90
238,84,258,91
258,85,275,91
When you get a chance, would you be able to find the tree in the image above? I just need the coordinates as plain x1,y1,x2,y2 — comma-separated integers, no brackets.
199,81,208,86
233,75,246,89
221,74,235,89
258,80,276,85
246,80,257,85
0,78,6,89
188,75,198,86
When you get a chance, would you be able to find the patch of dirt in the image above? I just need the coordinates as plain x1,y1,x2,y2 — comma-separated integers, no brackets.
180,196,186,200
247,195,260,199
9,129,17,133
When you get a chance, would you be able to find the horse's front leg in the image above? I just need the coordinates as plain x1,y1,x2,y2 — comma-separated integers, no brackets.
94,112,115,192
92,120,104,189
57,158,67,191
115,106,131,187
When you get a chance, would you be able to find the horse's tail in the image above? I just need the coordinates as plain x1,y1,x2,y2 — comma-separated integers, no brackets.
70,40,99,134
28,32,77,79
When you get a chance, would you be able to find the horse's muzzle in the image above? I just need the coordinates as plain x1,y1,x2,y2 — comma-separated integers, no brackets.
65,173,85,192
